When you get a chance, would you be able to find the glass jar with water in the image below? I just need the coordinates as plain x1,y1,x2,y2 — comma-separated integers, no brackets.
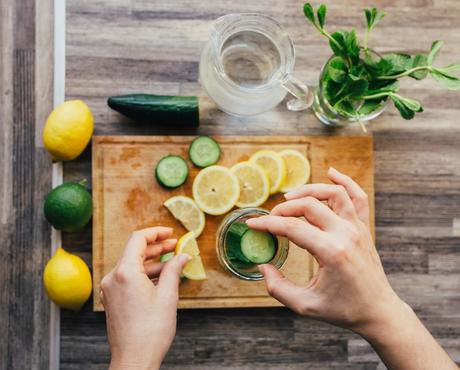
200,13,313,116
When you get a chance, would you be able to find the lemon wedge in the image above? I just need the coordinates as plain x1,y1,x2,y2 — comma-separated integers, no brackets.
279,149,311,193
230,162,270,208
164,196,205,237
249,150,286,194
175,231,206,280
192,165,239,216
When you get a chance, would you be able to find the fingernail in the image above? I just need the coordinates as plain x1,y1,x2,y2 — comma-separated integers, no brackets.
329,166,338,174
178,253,192,263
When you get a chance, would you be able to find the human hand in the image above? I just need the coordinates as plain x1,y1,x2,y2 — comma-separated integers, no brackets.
246,167,402,335
100,227,190,370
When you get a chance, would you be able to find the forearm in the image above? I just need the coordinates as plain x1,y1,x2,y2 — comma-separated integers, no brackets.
358,299,457,370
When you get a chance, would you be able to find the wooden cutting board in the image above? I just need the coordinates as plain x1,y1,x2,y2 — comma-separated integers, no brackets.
92,135,374,311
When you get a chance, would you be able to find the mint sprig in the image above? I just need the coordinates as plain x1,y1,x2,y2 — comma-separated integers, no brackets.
303,3,460,123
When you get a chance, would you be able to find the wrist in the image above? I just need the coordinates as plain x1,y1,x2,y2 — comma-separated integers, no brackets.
353,294,415,346
110,356,161,370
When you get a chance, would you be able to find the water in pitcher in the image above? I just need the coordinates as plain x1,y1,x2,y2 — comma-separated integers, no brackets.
221,30,282,88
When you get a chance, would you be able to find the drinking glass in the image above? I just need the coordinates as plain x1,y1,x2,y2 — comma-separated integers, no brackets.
216,208,289,281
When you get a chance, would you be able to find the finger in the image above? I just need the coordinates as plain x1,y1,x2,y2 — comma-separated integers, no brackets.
259,264,316,315
121,227,173,268
271,197,342,230
157,254,191,304
246,215,331,263
328,167,370,225
284,184,357,221
145,239,177,260
143,261,165,278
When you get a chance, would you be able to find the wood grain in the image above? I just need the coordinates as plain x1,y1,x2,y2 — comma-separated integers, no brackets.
0,0,54,369
91,135,373,310
61,0,460,368
1,0,458,368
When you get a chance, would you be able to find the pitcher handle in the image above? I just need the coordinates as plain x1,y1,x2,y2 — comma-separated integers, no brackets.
282,75,314,111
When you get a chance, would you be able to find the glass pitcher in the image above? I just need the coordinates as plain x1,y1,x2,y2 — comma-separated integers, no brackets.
199,13,313,116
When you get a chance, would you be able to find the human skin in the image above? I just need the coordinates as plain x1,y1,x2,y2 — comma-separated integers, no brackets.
100,227,190,370
102,169,458,370
246,167,458,370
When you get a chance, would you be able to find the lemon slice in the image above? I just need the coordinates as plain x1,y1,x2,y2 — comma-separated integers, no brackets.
192,165,239,216
279,149,311,193
230,162,270,208
164,196,205,237
249,150,286,194
175,231,206,280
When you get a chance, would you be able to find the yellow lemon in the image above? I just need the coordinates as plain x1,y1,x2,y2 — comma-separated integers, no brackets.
192,165,240,216
43,100,94,161
279,150,311,193
230,161,270,208
175,231,206,280
43,247,92,311
164,196,205,237
249,150,286,194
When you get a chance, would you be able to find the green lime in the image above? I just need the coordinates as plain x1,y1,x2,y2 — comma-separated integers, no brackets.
44,182,93,232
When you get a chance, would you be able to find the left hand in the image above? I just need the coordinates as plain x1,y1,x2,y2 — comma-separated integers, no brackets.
100,226,190,370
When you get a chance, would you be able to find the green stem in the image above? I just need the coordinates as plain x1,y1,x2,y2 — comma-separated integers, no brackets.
377,66,432,80
362,92,393,100
364,29,370,51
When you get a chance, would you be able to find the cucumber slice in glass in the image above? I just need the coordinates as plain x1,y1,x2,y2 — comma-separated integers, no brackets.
240,229,277,264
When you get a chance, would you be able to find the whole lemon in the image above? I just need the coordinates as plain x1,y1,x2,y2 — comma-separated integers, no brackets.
43,100,94,161
43,248,92,311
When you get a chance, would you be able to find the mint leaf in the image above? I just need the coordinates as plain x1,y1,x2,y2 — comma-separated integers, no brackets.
364,53,392,76
329,31,347,57
346,30,360,61
317,4,327,29
358,99,385,115
347,79,369,98
349,65,367,81
409,54,429,80
365,81,399,96
364,7,386,30
431,69,460,90
390,94,423,120
303,3,316,25
427,40,443,65
436,63,460,74
381,53,412,74
327,57,347,83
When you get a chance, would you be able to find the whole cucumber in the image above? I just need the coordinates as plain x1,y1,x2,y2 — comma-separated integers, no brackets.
107,94,199,127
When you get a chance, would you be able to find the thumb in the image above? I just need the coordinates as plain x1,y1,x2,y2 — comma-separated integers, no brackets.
157,254,190,303
259,264,315,315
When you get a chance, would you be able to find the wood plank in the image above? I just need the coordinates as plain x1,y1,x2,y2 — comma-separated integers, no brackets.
91,135,373,310
0,0,54,368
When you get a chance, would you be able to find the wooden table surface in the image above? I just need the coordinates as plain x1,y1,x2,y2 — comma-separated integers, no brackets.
2,0,460,369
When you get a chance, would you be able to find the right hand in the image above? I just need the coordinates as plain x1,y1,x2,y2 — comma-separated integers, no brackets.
246,167,404,335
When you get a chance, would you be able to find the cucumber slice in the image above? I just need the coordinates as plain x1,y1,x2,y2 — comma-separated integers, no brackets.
155,155,189,188
226,222,251,264
160,252,185,278
188,136,221,168
240,230,276,264
160,252,174,263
